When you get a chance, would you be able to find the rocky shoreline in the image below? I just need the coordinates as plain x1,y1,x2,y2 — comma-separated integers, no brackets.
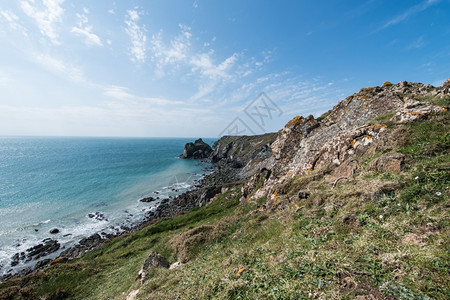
0,135,276,282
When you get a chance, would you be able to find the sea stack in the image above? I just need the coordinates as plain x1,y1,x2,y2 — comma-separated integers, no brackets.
179,138,212,159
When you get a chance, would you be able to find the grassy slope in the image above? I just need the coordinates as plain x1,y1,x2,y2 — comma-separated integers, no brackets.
0,102,448,300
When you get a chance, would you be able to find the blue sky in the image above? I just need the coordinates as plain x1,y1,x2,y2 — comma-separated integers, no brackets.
0,0,449,137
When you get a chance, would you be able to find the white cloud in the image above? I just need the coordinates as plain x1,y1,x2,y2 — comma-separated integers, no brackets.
379,0,440,30
124,10,147,63
150,24,192,73
193,1,199,8
0,9,28,36
108,9,115,14
71,12,103,47
20,0,64,45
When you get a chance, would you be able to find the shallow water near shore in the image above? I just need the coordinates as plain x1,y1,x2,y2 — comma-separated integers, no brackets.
0,136,213,275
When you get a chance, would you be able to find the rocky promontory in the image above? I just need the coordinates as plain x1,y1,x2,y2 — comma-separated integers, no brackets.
179,138,213,159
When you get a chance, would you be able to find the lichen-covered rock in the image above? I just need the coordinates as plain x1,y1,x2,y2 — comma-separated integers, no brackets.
391,100,447,124
368,153,405,173
245,81,447,204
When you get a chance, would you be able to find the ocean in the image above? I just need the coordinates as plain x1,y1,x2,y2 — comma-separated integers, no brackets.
0,136,214,275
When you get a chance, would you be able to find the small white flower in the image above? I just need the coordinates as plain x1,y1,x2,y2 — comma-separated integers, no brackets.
435,191,442,196
308,292,312,297
379,215,383,219
397,203,401,207
414,176,420,180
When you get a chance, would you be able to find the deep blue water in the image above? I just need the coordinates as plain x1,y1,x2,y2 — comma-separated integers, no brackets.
0,136,213,273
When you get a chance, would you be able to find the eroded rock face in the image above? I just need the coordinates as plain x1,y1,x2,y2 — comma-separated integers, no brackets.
245,81,448,204
179,138,212,159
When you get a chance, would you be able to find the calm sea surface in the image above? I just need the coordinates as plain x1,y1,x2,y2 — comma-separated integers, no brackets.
0,136,213,273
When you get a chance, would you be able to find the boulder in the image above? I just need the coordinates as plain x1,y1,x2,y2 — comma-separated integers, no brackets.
136,252,169,284
332,159,359,178
139,196,156,203
49,228,59,234
368,153,405,173
179,138,212,159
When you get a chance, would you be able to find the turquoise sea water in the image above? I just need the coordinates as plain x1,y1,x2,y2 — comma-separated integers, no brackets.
0,137,213,273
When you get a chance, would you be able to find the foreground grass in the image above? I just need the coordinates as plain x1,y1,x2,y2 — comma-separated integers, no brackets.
0,110,448,300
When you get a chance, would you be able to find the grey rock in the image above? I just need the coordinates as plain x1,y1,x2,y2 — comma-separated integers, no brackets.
136,252,169,284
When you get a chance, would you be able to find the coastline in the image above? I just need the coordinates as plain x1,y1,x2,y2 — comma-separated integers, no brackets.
0,159,216,283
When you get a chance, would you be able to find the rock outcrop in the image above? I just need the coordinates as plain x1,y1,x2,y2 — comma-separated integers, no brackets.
239,80,449,205
136,252,169,284
179,138,213,159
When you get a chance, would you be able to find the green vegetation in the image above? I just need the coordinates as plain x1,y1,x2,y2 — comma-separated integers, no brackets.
414,95,450,107
1,103,448,300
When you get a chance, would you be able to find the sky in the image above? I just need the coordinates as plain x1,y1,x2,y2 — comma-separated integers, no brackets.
0,0,449,138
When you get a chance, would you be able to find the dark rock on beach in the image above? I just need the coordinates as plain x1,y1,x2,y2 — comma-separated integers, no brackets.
60,233,106,259
49,228,59,234
139,196,156,203
10,239,60,267
88,211,108,221
179,138,213,159
34,258,52,270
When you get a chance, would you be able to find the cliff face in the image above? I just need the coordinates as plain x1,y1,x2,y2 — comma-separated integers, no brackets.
215,80,449,205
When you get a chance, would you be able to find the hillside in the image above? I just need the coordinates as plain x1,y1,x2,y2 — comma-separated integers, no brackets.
0,80,449,299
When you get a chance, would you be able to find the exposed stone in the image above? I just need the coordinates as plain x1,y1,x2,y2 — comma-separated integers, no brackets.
34,258,52,270
49,228,59,234
332,159,359,178
442,78,450,94
179,138,213,159
368,153,405,173
169,261,182,270
139,196,156,203
87,212,108,221
136,252,169,284
391,100,446,124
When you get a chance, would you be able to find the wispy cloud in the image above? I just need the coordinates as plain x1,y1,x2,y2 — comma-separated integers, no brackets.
124,9,147,63
379,0,440,31
407,36,425,50
33,53,85,83
150,24,192,75
0,9,28,36
71,10,103,47
103,85,185,106
20,0,64,45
